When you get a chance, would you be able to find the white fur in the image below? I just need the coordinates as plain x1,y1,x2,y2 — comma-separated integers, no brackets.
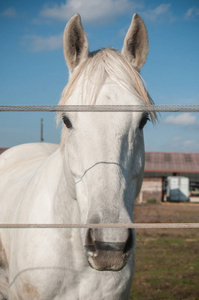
0,13,155,300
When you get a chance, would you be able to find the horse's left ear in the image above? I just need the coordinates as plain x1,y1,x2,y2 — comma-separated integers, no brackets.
63,14,89,72
121,14,148,71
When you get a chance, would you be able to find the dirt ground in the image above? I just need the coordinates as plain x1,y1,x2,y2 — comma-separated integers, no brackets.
134,203,199,237
130,204,199,300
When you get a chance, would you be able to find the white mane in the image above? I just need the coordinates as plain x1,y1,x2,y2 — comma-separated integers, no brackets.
58,48,156,121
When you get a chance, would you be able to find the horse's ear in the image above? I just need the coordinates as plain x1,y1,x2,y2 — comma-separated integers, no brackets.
121,14,148,71
63,14,89,72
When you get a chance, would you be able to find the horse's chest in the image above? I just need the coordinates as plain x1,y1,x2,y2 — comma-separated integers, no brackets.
76,267,132,300
8,229,133,299
9,253,131,300
50,268,131,300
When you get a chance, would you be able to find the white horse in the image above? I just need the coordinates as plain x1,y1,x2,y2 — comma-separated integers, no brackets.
0,13,156,300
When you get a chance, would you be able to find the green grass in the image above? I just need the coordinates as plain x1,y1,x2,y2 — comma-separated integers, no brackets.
146,199,158,204
130,235,199,300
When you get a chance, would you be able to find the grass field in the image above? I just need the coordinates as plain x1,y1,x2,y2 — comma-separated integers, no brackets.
130,204,199,300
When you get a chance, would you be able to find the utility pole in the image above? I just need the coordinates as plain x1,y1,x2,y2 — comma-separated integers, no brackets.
40,118,44,142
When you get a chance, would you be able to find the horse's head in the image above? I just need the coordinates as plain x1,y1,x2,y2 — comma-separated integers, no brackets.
59,14,156,271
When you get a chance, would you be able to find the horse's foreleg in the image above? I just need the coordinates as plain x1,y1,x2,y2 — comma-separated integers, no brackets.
0,269,8,300
0,239,9,300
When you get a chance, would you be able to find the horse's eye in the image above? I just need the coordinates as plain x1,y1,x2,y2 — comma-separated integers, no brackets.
139,114,150,130
62,115,72,129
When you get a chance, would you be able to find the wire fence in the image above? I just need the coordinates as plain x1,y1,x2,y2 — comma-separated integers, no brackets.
0,223,198,229
0,104,199,229
0,104,199,112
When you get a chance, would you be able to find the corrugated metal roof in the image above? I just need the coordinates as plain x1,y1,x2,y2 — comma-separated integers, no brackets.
145,152,199,174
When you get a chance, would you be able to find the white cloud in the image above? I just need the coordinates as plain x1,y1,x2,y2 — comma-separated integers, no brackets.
23,33,63,52
171,136,199,152
172,136,182,142
164,113,198,126
39,0,137,23
185,7,199,19
183,140,196,147
0,7,17,17
141,3,175,22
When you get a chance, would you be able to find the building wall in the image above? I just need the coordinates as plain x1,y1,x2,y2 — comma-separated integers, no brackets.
136,177,163,204
145,171,199,183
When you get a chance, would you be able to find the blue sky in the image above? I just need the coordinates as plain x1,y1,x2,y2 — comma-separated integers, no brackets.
0,0,199,152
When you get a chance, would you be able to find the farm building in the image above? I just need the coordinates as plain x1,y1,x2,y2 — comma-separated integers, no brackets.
137,152,199,203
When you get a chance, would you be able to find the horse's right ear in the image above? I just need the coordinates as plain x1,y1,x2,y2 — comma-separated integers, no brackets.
63,14,89,73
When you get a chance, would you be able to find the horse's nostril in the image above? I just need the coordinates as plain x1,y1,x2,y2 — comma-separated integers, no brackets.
86,228,94,245
85,228,133,255
123,229,133,255
84,228,96,255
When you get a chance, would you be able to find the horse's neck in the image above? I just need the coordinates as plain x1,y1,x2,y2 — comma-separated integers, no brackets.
53,151,79,224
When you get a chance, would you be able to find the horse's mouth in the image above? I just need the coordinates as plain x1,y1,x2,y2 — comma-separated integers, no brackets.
85,248,131,271
87,257,128,272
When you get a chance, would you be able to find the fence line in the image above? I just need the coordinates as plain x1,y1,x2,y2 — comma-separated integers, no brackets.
0,104,199,230
1,105,199,113
0,223,199,229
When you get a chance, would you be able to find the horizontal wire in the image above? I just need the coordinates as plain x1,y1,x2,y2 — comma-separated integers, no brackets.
0,223,198,229
0,105,199,112
138,216,199,219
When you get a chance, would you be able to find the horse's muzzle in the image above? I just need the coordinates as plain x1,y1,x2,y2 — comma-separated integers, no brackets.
84,228,133,271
